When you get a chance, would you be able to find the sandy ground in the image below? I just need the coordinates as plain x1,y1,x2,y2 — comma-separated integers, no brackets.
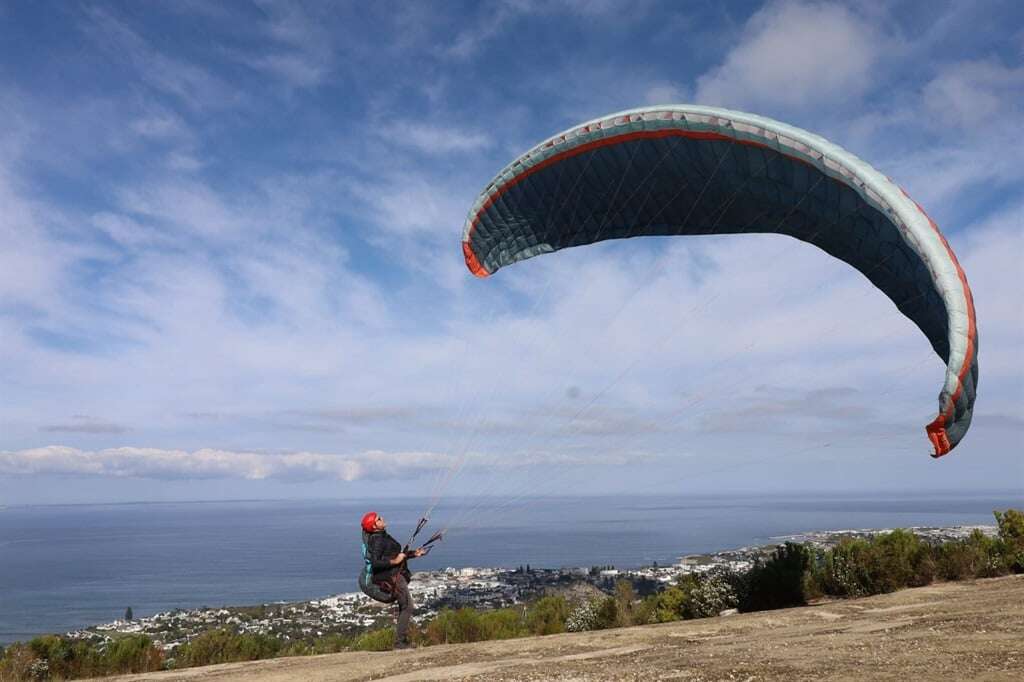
103,575,1023,681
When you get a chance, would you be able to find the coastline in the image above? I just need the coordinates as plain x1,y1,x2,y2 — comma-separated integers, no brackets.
61,524,996,652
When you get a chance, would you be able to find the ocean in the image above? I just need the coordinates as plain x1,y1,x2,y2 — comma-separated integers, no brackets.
0,491,1019,644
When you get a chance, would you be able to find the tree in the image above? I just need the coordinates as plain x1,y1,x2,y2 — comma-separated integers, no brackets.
995,509,1024,572
742,542,813,612
613,580,636,627
125,607,134,622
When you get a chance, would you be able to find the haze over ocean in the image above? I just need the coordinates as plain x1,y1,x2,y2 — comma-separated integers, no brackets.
1,491,1019,644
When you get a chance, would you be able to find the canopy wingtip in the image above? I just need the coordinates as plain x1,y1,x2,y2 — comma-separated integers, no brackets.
926,417,952,458
462,241,491,278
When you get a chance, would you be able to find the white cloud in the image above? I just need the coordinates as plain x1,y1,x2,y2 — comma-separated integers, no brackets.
345,172,471,237
923,59,1024,128
953,203,1024,381
81,6,240,111
0,170,67,305
443,1,534,60
378,121,492,155
40,416,130,435
0,446,453,482
833,53,1023,221
90,211,172,248
246,52,327,88
115,180,250,241
642,82,689,106
694,1,883,112
129,110,191,140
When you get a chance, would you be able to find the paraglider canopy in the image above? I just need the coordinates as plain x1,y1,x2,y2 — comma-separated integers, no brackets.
462,105,977,457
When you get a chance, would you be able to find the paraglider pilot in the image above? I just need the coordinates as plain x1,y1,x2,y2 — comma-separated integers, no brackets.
360,511,425,649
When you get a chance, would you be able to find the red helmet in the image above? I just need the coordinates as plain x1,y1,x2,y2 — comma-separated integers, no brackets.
361,511,379,533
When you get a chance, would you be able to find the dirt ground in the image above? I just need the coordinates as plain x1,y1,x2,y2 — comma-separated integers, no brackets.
104,575,1023,681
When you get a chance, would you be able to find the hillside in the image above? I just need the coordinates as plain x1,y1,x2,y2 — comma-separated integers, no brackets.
103,575,1022,681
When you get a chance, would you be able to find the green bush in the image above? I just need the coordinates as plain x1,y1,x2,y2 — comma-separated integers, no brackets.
0,642,41,682
936,529,1005,580
176,629,281,667
995,509,1024,572
647,585,685,623
103,635,164,675
818,531,940,597
612,580,637,627
310,634,352,654
742,542,813,612
871,529,935,591
819,538,869,597
425,608,485,644
525,596,569,636
478,608,525,640
0,634,162,681
632,593,657,626
28,635,75,678
280,641,312,657
645,576,694,623
421,607,525,645
594,595,619,630
352,628,394,651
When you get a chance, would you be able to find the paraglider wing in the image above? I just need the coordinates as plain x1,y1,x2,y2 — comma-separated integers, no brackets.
462,106,977,457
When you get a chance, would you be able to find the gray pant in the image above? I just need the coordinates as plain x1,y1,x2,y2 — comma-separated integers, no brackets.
394,574,413,644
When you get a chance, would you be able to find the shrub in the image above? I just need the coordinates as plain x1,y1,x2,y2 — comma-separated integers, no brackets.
103,635,164,675
872,529,935,591
936,530,1005,580
646,577,694,623
742,542,813,612
646,586,683,623
612,580,637,627
820,538,869,597
352,628,394,651
0,634,162,680
594,596,619,630
310,634,351,654
280,641,312,657
0,643,41,682
632,594,657,626
176,629,281,667
421,607,523,645
995,509,1024,573
525,596,569,636
689,571,739,618
479,609,525,640
565,599,601,632
28,635,74,678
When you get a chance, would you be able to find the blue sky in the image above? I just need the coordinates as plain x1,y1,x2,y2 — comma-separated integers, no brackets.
0,0,1021,505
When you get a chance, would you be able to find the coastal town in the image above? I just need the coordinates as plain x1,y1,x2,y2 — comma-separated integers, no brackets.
67,525,996,652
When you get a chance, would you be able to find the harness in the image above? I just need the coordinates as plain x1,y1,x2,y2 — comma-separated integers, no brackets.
359,531,397,603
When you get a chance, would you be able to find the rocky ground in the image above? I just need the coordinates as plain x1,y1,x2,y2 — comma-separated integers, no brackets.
100,575,1023,681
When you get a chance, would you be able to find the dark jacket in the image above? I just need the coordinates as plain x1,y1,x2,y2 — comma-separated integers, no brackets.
364,530,404,582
